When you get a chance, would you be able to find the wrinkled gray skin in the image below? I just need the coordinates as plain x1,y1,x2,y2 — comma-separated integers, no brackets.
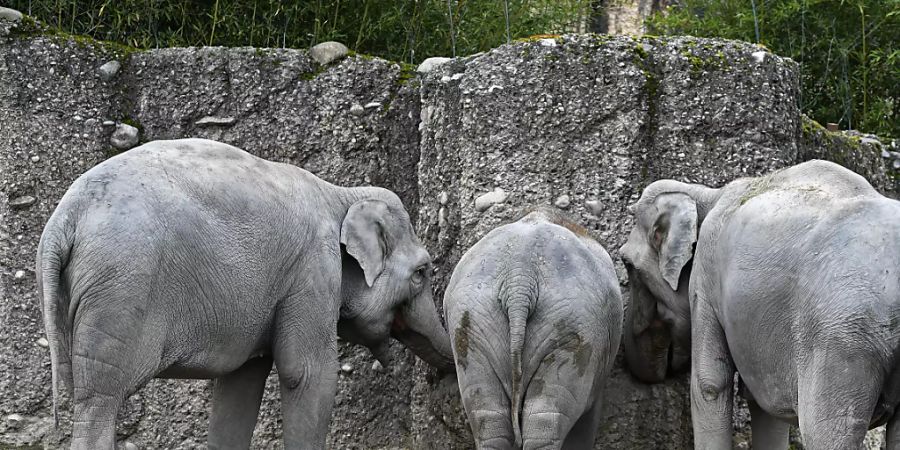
444,209,623,449
36,138,454,450
620,160,900,449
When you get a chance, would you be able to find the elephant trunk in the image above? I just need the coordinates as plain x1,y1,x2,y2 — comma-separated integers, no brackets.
392,287,455,373
623,286,671,383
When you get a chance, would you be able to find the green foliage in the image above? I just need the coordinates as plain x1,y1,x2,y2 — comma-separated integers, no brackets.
9,0,590,63
647,0,899,137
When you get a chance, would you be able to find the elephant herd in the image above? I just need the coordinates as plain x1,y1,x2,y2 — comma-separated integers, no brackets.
36,138,900,449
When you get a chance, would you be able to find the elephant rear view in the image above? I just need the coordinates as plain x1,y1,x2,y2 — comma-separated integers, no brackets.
444,208,623,449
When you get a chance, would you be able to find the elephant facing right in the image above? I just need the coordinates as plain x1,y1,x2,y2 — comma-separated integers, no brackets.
620,159,900,449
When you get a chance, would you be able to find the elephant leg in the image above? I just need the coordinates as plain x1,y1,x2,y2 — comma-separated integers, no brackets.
887,411,900,450
690,297,735,450
749,399,789,449
70,370,121,450
521,383,584,450
468,408,516,450
276,355,338,450
796,350,882,450
458,377,515,448
70,319,157,450
272,301,339,450
560,398,602,450
208,356,273,449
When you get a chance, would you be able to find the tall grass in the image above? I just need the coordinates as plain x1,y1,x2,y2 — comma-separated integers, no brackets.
9,0,591,64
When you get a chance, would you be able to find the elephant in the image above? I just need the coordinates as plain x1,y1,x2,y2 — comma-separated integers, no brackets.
36,138,454,450
444,207,623,449
619,159,900,449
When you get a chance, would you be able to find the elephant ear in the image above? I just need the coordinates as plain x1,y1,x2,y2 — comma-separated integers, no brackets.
341,199,390,287
651,193,698,291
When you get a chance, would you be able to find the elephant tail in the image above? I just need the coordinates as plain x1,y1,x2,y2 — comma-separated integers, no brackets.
506,292,533,448
36,219,74,434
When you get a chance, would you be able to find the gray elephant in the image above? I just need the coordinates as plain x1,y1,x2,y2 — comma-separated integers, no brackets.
619,160,900,449
36,138,454,450
444,208,623,449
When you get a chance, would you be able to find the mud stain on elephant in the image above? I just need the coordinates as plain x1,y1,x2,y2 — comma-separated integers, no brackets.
528,377,546,397
455,310,470,369
554,319,593,377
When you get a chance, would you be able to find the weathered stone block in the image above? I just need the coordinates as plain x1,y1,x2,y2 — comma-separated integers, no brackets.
413,35,799,449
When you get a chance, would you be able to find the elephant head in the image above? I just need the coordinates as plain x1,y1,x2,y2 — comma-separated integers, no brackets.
619,185,701,383
336,196,454,373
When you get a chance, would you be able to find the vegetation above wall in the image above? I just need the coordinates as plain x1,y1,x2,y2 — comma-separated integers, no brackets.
5,0,590,63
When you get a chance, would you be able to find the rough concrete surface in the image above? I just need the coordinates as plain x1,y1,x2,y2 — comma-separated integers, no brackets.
1,18,895,450
2,29,422,449
413,34,798,449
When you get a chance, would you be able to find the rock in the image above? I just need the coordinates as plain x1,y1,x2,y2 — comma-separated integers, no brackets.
364,102,382,110
438,191,449,205
585,199,603,217
14,270,25,279
474,188,508,212
123,441,139,450
98,60,121,82
194,116,236,127
310,41,349,65
0,7,23,22
894,160,900,170
865,426,886,450
84,118,99,128
110,123,139,149
861,137,881,146
438,207,448,228
340,364,353,374
540,38,557,47
751,50,767,63
417,57,452,74
102,120,115,127
371,361,383,372
37,337,49,348
9,195,36,209
5,414,24,429
798,115,892,195
30,155,40,162
554,195,570,208
349,104,365,116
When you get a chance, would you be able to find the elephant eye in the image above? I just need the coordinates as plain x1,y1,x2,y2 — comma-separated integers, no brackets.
411,266,427,285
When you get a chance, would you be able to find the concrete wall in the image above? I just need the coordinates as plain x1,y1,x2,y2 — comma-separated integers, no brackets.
1,18,893,448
